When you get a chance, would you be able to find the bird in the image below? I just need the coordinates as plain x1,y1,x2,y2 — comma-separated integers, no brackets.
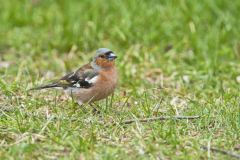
30,48,118,106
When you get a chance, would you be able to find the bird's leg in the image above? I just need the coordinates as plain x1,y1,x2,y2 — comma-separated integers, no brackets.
77,100,83,106
77,101,87,113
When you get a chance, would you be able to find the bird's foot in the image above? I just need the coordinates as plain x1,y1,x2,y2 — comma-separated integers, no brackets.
90,103,101,115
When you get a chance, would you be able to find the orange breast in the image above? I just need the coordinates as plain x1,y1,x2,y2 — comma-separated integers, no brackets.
91,67,118,101
95,58,115,68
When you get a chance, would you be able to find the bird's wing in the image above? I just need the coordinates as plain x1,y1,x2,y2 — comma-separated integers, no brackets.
29,64,99,90
59,63,99,89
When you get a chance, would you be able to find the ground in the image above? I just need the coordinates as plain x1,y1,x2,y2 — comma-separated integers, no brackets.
0,0,240,159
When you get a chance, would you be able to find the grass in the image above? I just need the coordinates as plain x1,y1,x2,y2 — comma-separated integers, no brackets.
0,0,240,159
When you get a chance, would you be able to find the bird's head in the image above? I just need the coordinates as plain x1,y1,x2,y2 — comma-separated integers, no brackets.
92,48,117,69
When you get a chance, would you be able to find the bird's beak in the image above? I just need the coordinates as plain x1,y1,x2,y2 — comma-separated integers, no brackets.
107,53,117,61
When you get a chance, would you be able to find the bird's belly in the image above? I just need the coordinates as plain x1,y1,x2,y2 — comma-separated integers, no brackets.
93,85,116,101
64,87,94,103
64,84,116,103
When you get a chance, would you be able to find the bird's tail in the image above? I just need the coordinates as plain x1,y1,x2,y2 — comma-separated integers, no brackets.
29,82,61,91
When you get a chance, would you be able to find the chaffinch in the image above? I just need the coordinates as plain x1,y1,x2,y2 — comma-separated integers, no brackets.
30,48,118,105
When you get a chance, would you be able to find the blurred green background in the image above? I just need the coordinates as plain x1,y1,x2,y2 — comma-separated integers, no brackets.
0,0,240,159
1,0,240,88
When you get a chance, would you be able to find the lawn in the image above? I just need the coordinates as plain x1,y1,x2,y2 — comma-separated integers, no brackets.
0,0,240,159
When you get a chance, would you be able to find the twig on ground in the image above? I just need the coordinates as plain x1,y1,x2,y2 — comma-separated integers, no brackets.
113,115,200,125
201,146,240,159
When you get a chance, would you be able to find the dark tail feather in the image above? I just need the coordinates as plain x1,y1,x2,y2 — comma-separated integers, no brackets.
29,83,60,91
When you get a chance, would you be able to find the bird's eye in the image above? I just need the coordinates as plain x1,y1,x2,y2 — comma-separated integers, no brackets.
105,52,110,56
99,55,105,58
